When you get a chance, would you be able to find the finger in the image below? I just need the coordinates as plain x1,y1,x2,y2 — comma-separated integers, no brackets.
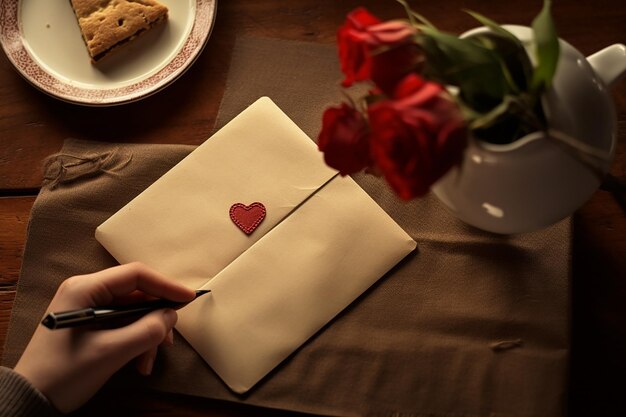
56,263,195,308
90,309,178,369
111,290,158,306
161,329,174,347
92,263,195,303
137,328,173,375
136,347,158,376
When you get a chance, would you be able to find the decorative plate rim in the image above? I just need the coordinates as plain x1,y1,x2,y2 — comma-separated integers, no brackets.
0,0,217,106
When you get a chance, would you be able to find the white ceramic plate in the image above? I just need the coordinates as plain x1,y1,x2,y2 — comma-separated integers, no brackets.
0,0,217,106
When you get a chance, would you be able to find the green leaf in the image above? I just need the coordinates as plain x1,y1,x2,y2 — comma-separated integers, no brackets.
469,95,517,130
396,0,437,29
470,97,538,144
464,10,520,46
531,0,560,91
418,27,507,112
470,33,534,94
463,10,535,94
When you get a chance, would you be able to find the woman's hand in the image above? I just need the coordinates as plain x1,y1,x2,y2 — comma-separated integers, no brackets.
14,262,195,414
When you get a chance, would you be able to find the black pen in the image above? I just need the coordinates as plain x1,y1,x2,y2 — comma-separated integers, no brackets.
41,289,211,330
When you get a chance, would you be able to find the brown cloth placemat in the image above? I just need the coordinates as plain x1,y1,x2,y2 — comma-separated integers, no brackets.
3,37,570,417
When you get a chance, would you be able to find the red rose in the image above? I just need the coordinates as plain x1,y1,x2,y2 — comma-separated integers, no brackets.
338,8,417,89
368,74,467,200
318,103,371,176
370,41,424,96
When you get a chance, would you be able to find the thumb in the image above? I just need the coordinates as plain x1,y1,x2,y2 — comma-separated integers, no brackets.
92,309,178,368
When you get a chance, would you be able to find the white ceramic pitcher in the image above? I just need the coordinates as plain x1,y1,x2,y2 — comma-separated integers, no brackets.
432,25,626,234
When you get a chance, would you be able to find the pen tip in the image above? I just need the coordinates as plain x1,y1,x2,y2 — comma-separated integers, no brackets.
195,289,211,297
41,314,55,329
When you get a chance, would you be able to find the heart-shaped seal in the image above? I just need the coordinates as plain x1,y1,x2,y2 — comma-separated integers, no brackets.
229,202,266,235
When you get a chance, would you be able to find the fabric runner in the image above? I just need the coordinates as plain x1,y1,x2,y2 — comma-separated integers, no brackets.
3,37,570,417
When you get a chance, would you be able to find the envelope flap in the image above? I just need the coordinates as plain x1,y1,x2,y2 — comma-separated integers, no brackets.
175,176,417,393
96,97,337,288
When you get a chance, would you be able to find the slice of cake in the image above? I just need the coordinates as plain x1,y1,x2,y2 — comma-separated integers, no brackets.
69,0,168,63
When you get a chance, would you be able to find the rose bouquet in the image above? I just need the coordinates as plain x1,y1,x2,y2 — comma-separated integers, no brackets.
318,0,561,200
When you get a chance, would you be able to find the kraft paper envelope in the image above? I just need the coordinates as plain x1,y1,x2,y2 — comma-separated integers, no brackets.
96,97,416,393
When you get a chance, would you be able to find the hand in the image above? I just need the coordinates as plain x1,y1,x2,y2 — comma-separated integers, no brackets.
14,262,196,413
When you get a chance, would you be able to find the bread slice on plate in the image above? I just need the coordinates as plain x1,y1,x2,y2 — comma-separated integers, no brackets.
69,0,169,63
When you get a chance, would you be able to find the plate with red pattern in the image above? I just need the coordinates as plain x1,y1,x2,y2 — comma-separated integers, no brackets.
0,0,216,106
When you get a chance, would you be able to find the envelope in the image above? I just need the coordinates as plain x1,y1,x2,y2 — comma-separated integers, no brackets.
95,97,416,393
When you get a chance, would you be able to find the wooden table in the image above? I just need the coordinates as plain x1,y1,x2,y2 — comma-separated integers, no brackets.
1,1,624,416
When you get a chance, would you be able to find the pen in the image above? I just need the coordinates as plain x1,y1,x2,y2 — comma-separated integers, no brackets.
41,289,211,330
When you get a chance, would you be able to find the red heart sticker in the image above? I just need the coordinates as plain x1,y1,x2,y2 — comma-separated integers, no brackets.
229,202,266,235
